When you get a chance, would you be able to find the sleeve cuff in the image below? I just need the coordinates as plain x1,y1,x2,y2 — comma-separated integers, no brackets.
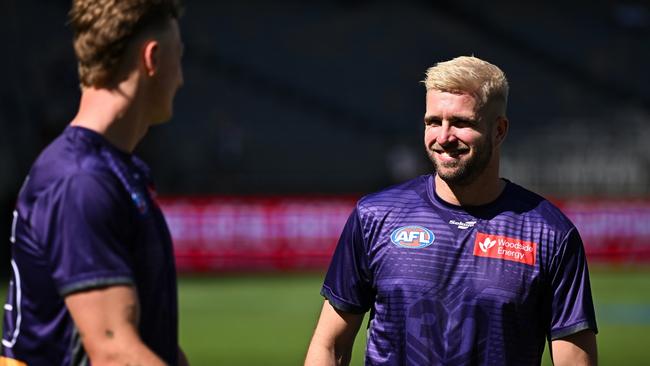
550,320,598,340
59,276,134,296
320,285,369,314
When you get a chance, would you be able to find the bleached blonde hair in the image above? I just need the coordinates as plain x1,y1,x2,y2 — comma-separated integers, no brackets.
423,56,509,114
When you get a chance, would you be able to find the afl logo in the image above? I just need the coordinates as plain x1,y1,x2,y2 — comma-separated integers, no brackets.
390,226,435,248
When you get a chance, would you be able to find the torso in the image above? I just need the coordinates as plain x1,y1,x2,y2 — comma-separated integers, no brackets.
328,175,592,365
2,126,178,365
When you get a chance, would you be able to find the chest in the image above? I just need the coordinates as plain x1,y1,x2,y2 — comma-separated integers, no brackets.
367,213,551,310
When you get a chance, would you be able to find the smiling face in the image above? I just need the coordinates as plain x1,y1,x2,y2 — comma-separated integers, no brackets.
423,90,498,186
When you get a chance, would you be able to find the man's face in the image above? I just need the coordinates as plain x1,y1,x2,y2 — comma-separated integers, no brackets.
423,90,495,186
149,19,184,124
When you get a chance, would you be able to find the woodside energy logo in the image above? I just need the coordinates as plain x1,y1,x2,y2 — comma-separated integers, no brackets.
473,232,537,266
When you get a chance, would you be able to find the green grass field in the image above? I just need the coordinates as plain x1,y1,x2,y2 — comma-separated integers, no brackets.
179,266,650,365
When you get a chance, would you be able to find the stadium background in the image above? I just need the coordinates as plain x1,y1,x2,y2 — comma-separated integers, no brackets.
1,0,649,364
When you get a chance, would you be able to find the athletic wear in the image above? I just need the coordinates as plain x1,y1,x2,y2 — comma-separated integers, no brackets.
2,126,178,365
322,175,597,365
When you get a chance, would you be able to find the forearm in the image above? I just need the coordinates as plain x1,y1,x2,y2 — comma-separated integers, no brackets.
88,342,167,366
305,338,352,366
83,331,167,365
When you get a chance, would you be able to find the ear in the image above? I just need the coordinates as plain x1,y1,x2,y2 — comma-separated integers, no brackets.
494,116,508,145
142,40,160,77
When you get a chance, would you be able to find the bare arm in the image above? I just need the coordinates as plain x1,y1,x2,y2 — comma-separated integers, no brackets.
65,285,167,366
551,330,597,366
304,300,365,366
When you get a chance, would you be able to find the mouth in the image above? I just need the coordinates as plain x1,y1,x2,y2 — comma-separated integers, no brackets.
433,148,469,160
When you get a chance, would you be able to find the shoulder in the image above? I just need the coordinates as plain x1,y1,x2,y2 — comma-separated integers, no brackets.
502,180,575,233
21,170,133,252
21,130,120,204
356,175,431,219
29,172,130,226
18,139,127,223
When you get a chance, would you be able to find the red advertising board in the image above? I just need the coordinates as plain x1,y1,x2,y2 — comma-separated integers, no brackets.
158,196,357,272
159,196,650,272
557,200,650,263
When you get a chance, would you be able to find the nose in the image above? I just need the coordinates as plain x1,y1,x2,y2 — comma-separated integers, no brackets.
436,122,456,146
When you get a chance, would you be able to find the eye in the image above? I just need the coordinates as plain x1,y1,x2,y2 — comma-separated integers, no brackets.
424,117,441,126
452,118,477,128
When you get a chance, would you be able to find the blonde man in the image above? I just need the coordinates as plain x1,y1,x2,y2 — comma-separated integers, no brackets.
305,56,597,366
1,0,188,364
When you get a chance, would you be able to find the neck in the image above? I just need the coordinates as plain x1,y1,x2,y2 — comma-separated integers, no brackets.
70,83,148,153
434,160,505,206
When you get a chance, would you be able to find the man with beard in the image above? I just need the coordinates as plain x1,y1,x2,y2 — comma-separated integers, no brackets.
305,56,598,366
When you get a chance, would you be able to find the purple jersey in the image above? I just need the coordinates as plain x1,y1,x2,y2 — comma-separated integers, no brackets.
322,175,597,365
2,126,178,365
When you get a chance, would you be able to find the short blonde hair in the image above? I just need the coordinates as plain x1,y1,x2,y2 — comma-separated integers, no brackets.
423,56,509,113
69,0,183,87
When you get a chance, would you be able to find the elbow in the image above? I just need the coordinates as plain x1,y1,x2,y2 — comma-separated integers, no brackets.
333,342,353,365
82,335,142,365
84,345,127,365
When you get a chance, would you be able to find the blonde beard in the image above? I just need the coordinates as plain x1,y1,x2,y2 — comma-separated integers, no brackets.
429,138,493,186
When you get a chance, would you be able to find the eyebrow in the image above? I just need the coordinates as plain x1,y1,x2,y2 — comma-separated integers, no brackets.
424,116,440,124
424,115,477,124
449,116,477,124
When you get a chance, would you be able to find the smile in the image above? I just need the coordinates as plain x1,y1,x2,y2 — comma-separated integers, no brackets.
434,149,469,159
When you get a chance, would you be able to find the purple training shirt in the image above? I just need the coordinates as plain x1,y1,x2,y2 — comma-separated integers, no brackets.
2,126,178,365
322,174,597,365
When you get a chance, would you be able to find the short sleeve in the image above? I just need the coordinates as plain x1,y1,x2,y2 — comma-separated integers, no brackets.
548,228,598,339
41,173,135,296
321,208,374,314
